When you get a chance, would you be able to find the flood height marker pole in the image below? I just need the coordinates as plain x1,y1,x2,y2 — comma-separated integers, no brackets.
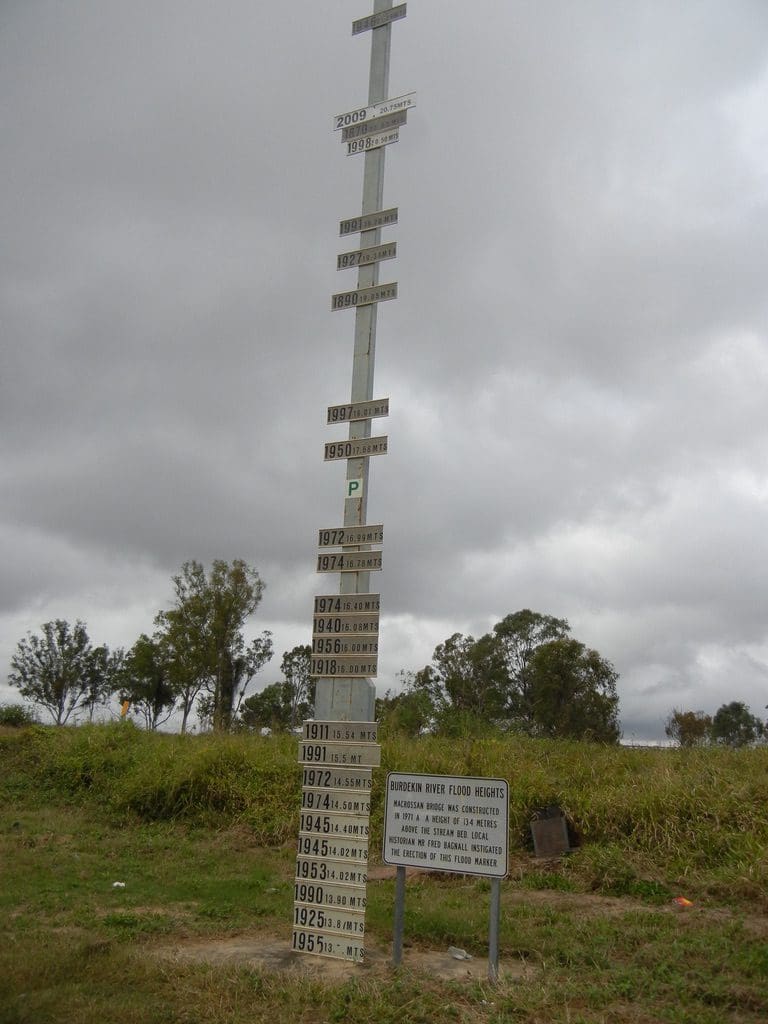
293,1,415,964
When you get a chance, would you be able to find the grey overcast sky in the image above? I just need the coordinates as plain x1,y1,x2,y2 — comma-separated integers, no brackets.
2,1,767,741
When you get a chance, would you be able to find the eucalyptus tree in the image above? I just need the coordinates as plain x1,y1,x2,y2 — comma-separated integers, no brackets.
155,559,272,732
9,619,119,725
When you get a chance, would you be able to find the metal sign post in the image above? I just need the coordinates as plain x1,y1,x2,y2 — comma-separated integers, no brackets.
383,773,510,982
293,1,414,964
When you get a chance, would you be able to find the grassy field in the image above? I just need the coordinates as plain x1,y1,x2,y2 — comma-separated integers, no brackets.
1,724,767,1023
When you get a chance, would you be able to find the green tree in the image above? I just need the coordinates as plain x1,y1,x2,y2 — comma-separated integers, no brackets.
281,645,314,728
83,644,124,722
664,708,712,747
377,670,437,737
155,587,211,733
420,611,620,741
493,609,571,727
8,620,118,725
526,638,621,743
710,701,764,748
0,704,39,727
156,560,272,732
239,683,291,731
118,634,176,730
238,645,314,732
429,631,507,720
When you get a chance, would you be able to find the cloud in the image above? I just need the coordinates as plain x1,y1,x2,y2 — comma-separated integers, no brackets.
2,1,768,739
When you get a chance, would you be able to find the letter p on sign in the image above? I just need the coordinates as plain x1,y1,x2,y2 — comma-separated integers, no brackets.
346,478,363,500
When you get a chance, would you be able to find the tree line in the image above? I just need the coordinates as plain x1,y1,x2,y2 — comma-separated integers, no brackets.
12,558,758,746
665,704,765,748
5,560,308,733
5,574,625,742
378,609,622,742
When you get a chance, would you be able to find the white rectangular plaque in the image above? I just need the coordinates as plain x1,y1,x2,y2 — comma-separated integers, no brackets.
316,551,383,573
301,766,373,791
309,656,379,679
296,834,369,861
314,594,380,615
346,128,399,155
383,773,509,878
331,283,397,311
291,928,365,962
312,636,379,657
312,613,379,636
303,721,378,743
341,109,407,142
352,4,407,36
333,93,416,132
337,242,397,271
293,904,365,936
295,856,369,886
299,811,371,839
318,525,384,547
301,788,372,814
339,208,398,236
324,436,388,460
294,879,367,910
299,740,381,765
327,398,389,424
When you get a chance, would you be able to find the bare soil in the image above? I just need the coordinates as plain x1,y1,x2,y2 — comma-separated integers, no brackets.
155,866,768,982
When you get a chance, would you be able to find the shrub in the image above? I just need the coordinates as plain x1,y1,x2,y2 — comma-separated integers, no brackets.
0,703,39,727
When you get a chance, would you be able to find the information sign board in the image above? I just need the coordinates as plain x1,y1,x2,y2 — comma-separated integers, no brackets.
296,856,368,886
318,524,384,547
333,93,416,132
291,928,365,962
309,656,378,678
301,765,373,791
314,593,380,615
303,721,378,743
327,398,389,424
352,3,407,35
301,788,371,814
337,242,397,271
383,773,509,878
312,636,379,657
294,879,367,910
339,208,398,236
346,128,399,155
299,739,381,766
341,109,407,142
296,834,368,862
316,551,383,573
331,282,397,311
324,436,387,460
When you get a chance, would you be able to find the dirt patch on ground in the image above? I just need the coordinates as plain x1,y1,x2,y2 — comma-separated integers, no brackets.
153,877,768,982
156,932,531,983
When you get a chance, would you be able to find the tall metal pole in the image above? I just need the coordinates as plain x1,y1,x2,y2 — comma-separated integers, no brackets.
314,0,394,724
294,0,409,966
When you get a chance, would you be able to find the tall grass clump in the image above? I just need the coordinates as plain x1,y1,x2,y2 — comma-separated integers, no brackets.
3,725,767,902
111,731,300,841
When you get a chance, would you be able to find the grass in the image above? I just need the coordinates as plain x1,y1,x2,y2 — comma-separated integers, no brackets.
1,724,767,1022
